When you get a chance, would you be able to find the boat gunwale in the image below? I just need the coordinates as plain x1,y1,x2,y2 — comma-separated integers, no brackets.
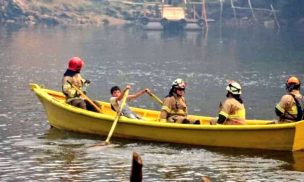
30,83,301,131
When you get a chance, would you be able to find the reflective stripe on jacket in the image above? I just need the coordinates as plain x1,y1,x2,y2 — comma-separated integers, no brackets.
219,97,246,124
62,73,85,101
275,91,304,122
160,94,188,120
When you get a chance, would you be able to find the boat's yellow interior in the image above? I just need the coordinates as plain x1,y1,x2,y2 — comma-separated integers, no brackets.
44,86,272,125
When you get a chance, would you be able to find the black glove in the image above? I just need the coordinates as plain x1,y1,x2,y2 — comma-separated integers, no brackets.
84,80,91,84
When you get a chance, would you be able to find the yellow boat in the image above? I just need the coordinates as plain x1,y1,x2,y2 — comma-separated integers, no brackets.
30,83,304,151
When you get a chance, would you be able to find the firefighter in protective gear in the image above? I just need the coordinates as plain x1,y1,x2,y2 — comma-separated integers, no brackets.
275,76,304,123
210,81,246,125
159,79,200,124
62,57,100,112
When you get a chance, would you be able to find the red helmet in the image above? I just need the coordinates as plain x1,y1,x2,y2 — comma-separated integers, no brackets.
68,57,84,72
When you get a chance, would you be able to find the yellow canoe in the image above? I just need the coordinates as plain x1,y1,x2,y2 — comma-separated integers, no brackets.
30,83,304,151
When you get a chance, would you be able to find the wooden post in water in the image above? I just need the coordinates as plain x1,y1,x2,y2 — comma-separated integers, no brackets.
201,0,208,30
193,4,196,20
202,176,212,182
248,0,257,21
130,151,143,182
230,0,237,23
270,4,280,30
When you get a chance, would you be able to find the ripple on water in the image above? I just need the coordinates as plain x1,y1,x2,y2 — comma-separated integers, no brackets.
0,114,10,119
1,26,304,181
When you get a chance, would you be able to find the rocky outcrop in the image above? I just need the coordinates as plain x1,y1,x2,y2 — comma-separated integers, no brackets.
0,0,27,24
0,0,125,26
0,0,303,28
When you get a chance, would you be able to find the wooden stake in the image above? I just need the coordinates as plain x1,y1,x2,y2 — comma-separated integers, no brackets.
231,0,237,22
271,4,280,30
248,0,257,21
202,176,212,182
130,151,143,182
219,0,223,43
202,0,208,30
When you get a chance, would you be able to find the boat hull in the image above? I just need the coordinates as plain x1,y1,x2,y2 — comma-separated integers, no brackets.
31,83,304,151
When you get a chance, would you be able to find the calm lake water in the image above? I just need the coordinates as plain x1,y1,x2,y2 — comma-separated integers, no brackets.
0,24,304,181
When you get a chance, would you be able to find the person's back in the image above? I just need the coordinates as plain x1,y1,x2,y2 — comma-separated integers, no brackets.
62,57,87,109
62,57,100,112
275,76,304,123
219,97,246,125
210,81,246,125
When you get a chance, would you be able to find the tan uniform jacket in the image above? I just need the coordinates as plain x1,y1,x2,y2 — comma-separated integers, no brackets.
275,90,303,123
160,94,188,122
62,73,85,102
219,97,246,125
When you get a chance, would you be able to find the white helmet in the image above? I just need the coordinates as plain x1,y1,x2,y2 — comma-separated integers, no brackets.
172,78,186,89
226,81,242,95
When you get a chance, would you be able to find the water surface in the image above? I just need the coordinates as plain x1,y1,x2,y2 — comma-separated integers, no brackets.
0,24,304,181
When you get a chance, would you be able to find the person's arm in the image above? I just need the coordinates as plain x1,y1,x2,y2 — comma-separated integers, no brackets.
62,77,77,98
217,114,227,124
216,100,230,124
128,88,150,100
275,95,293,117
116,85,132,101
275,98,285,117
159,97,171,122
81,76,90,94
159,111,168,122
110,97,119,112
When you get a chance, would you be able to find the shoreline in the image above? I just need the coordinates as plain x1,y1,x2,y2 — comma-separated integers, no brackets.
1,0,304,30
0,0,127,27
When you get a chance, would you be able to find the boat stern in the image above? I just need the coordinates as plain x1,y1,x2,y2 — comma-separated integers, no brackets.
293,121,304,151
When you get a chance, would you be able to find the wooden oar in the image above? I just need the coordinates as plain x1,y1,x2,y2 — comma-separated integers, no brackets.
104,88,130,145
146,90,163,106
66,80,102,113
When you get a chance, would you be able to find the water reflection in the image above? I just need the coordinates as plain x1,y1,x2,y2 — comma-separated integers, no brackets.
41,128,304,180
139,28,207,47
0,24,23,40
205,147,304,172
288,152,304,172
2,121,304,181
